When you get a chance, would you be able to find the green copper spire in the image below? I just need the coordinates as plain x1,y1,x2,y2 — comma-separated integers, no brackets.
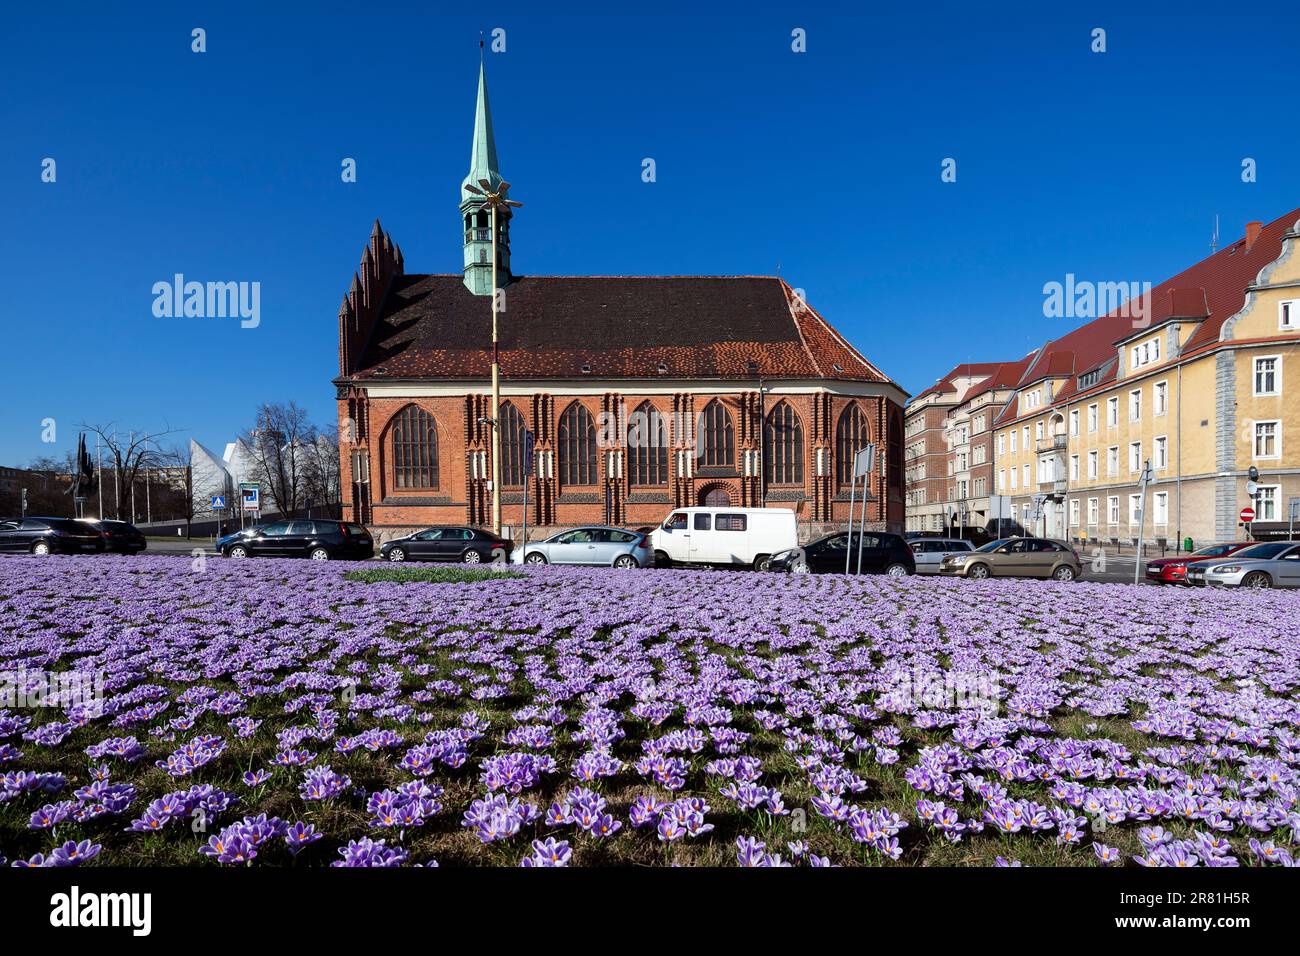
461,61,502,202
461,60,511,294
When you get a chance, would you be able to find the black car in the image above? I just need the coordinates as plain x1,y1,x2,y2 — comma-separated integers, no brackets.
380,526,513,564
80,519,147,555
768,531,916,576
0,517,107,555
218,519,374,561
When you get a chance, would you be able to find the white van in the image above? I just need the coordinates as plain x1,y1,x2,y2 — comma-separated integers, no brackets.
650,507,798,571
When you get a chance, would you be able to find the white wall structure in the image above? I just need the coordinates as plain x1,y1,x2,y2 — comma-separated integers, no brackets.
190,439,235,519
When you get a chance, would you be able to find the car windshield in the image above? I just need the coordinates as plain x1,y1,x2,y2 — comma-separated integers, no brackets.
1229,542,1291,560
975,538,1012,553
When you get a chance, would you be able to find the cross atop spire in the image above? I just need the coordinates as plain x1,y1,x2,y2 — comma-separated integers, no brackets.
461,61,501,203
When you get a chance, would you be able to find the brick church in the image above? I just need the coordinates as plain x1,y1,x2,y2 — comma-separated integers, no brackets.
335,63,907,542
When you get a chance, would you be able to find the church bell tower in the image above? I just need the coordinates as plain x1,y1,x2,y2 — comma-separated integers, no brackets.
461,61,511,295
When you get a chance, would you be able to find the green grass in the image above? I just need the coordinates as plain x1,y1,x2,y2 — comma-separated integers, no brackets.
343,565,525,585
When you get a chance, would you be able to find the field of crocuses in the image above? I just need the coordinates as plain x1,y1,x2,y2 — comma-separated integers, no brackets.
2,554,1299,868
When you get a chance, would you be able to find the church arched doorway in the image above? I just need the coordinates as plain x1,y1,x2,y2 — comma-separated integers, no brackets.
700,487,731,507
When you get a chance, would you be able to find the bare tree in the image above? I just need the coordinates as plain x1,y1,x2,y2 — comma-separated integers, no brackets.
79,423,176,521
302,431,341,516
240,402,314,516
160,442,197,535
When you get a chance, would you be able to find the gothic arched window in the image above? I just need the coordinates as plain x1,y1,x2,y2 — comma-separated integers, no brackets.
499,403,527,487
765,402,804,484
391,405,438,489
559,402,597,486
700,400,734,469
836,404,870,486
628,401,668,486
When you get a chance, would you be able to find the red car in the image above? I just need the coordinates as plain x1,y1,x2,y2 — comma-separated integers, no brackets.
1144,542,1252,584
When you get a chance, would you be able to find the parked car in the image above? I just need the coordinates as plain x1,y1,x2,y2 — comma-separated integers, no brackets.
0,517,106,555
768,531,916,576
219,520,374,561
910,537,975,573
937,537,1082,581
1145,541,1252,584
381,527,512,564
79,519,147,555
649,507,797,571
913,526,993,547
1187,540,1300,589
517,527,653,568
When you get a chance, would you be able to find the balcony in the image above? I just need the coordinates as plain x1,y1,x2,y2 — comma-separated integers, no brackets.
1036,434,1068,453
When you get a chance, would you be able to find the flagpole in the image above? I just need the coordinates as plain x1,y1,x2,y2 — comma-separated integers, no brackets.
97,435,103,520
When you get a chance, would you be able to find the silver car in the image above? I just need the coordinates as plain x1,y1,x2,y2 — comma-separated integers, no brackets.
909,537,975,573
1192,540,1300,588
517,526,654,568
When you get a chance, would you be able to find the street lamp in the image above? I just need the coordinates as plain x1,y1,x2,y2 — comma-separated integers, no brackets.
463,179,522,535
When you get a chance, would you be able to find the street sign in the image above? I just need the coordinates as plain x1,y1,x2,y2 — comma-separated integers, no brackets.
853,444,876,479
523,429,535,477
241,486,260,512
1239,506,1256,523
210,495,226,509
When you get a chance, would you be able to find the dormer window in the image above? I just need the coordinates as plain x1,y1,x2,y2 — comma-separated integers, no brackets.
1131,337,1161,369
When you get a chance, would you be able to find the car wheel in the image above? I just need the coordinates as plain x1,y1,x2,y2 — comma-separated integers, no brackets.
227,545,248,558
525,552,547,565
753,554,772,572
613,554,638,569
1052,565,1077,582
966,563,990,580
885,563,911,578
387,547,406,563
1242,571,1272,589
31,541,51,556
462,550,483,564
654,551,671,569
309,547,331,561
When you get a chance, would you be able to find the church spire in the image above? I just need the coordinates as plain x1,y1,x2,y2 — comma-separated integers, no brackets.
461,61,501,203
460,58,512,294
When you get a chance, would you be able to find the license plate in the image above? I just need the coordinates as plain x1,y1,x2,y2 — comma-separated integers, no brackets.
1146,565,1160,573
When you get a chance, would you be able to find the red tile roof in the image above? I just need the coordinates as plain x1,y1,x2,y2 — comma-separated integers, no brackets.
351,274,900,387
994,207,1300,423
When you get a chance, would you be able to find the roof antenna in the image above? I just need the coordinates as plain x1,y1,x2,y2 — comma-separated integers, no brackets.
1210,213,1219,253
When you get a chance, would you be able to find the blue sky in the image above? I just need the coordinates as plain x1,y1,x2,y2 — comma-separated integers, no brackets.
3,1,1298,465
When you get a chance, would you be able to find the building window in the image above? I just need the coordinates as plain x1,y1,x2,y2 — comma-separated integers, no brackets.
1107,446,1119,476
1154,381,1168,416
1087,404,1098,433
1022,463,1030,487
1154,435,1168,470
1254,356,1280,396
835,404,869,485
998,434,1006,455
1153,491,1169,525
1108,496,1119,525
1069,409,1079,436
765,402,804,484
499,403,528,487
1010,430,1018,453
1281,299,1297,331
1253,420,1280,459
628,402,668,486
1131,338,1161,369
559,402,598,485
998,469,1006,491
1258,485,1280,521
1129,494,1142,524
700,400,735,469
1087,450,1098,480
1010,468,1017,490
1129,441,1142,473
1087,497,1099,525
391,405,439,489
1069,499,1080,526
1107,397,1119,427
1069,455,1079,481
1129,389,1142,421
1035,421,1044,442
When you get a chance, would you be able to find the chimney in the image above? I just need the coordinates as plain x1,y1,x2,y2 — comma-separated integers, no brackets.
1244,221,1263,250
